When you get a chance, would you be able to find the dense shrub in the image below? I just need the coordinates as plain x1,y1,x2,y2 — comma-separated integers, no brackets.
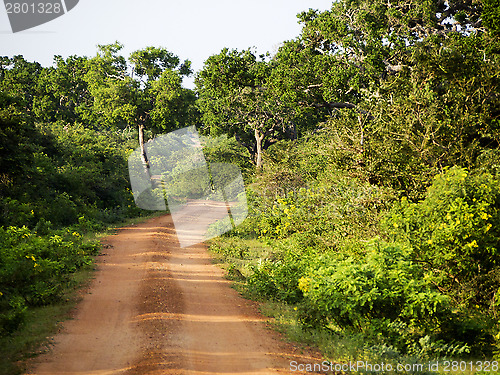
0,122,139,229
0,225,100,334
297,240,465,356
254,168,389,247
225,144,500,359
201,134,253,182
246,240,314,304
384,167,500,309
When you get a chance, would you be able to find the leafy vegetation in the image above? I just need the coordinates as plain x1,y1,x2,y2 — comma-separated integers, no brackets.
1,0,499,372
0,45,195,372
205,0,500,369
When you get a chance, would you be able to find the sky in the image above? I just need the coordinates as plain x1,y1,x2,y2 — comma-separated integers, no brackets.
0,0,333,88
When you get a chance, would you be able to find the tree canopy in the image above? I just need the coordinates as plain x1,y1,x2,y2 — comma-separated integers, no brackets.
196,48,299,168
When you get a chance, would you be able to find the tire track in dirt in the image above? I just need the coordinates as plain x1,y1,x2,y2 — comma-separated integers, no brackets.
26,215,323,375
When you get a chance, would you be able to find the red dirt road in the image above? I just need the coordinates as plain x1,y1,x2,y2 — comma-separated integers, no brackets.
26,215,322,375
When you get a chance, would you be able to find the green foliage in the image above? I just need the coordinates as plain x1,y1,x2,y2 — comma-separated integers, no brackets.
260,0,499,203
305,28,499,200
267,40,331,135
149,70,198,132
0,122,138,229
253,143,390,246
255,195,300,239
246,242,310,304
211,132,499,360
0,56,42,111
0,92,38,198
298,240,457,356
129,46,185,79
0,226,100,334
201,134,253,180
33,55,91,123
297,0,486,91
483,0,500,35
384,167,500,308
196,48,298,167
85,42,196,133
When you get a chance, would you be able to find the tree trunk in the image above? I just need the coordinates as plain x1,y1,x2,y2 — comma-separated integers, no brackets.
255,128,264,169
138,124,152,179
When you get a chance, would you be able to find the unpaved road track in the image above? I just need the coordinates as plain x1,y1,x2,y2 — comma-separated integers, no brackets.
26,215,322,375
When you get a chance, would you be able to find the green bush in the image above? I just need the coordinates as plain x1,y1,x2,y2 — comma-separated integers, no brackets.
297,240,456,356
201,134,253,182
1,122,140,230
384,167,500,308
0,226,100,333
247,251,305,304
0,296,26,335
0,198,35,228
254,170,389,247
210,238,250,259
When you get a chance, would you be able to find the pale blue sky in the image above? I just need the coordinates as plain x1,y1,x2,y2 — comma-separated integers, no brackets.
0,0,333,88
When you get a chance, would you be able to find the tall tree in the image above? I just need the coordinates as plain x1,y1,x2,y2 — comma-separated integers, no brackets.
272,0,499,196
196,48,296,168
84,42,196,177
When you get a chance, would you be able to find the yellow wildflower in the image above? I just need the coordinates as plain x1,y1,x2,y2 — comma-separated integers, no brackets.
480,212,490,220
467,240,479,248
298,277,311,293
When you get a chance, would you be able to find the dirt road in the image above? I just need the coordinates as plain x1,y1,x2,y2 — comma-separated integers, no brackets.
26,215,322,375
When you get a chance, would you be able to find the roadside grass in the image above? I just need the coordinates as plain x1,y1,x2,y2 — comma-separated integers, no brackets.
208,236,273,276
87,210,166,240
0,212,164,375
0,266,95,375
